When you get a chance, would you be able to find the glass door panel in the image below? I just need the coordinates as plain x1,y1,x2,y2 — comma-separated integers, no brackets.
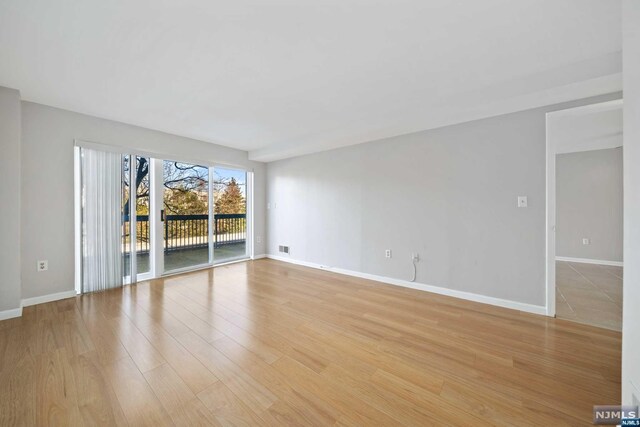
135,157,151,275
122,155,131,280
213,167,248,263
163,161,210,272
122,155,152,281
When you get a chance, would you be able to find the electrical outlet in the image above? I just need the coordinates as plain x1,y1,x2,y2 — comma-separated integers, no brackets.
412,253,420,262
517,196,528,208
582,238,590,245
385,249,392,258
256,236,262,243
37,260,48,272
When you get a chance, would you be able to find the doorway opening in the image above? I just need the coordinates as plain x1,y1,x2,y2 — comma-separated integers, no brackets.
546,99,623,330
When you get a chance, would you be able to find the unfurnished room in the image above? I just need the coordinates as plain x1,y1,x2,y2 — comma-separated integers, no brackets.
1,1,639,426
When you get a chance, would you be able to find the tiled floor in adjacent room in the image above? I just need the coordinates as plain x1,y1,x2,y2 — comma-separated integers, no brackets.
556,261,623,331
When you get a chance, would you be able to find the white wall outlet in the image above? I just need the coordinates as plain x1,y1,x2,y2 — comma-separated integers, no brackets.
582,238,590,245
412,253,420,262
517,196,528,208
37,260,48,272
385,249,392,258
256,235,262,243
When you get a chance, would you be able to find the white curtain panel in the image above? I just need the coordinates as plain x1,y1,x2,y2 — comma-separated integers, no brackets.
81,147,123,293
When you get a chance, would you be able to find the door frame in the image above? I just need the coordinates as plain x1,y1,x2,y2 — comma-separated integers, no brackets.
545,99,624,317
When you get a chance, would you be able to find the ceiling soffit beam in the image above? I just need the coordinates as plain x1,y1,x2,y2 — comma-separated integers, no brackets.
250,51,622,162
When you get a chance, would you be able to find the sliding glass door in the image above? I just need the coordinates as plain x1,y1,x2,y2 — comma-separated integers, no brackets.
162,160,211,272
122,155,132,280
76,143,253,292
213,167,248,263
135,157,151,275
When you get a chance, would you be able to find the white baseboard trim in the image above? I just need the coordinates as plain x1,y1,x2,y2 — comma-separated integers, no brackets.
266,254,548,316
252,254,268,260
0,307,22,321
21,290,77,308
556,256,623,267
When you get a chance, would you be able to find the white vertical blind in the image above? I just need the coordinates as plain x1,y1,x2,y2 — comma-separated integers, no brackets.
81,147,123,293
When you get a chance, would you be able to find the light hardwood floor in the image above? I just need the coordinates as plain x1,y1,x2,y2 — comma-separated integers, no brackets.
0,259,621,426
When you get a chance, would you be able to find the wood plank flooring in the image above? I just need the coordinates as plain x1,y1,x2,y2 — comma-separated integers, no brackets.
0,259,621,426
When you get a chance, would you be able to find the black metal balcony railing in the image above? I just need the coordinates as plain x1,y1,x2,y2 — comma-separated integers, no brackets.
123,213,246,254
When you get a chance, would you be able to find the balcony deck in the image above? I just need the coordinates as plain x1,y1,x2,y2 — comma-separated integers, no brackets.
124,213,248,274
127,242,247,274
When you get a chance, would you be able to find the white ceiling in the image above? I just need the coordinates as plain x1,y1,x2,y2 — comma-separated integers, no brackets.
0,0,622,161
550,101,623,154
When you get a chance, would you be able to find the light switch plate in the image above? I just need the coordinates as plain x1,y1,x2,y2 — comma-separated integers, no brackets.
517,196,528,208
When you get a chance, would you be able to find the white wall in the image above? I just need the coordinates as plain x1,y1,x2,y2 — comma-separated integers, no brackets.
266,93,620,309
0,87,22,316
622,0,640,406
556,148,623,262
20,101,266,300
